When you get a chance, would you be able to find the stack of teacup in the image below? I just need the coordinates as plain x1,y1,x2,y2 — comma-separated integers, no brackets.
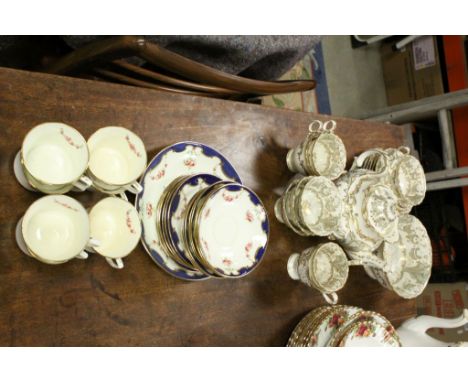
274,175,343,237
278,119,431,303
156,174,269,278
286,120,346,180
15,122,147,269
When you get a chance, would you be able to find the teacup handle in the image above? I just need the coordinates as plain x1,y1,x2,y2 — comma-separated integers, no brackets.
76,251,89,260
105,257,124,269
322,291,338,305
74,175,93,191
85,237,101,253
398,146,411,155
124,181,143,195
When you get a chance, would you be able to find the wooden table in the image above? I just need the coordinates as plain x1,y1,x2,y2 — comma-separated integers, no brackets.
0,67,415,346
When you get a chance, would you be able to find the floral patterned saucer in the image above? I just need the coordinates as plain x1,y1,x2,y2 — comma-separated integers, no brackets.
336,319,401,347
300,305,362,347
135,142,242,281
169,173,222,266
195,184,269,278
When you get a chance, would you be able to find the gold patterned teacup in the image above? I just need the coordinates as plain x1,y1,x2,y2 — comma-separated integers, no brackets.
87,126,147,195
16,195,99,264
351,146,426,213
286,120,346,180
17,122,92,194
287,242,387,304
274,176,343,237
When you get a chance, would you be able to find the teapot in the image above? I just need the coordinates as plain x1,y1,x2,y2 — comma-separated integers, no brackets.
397,309,468,346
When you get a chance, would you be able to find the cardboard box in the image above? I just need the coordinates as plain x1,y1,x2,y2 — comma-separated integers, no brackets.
381,42,416,105
416,282,468,343
381,36,444,106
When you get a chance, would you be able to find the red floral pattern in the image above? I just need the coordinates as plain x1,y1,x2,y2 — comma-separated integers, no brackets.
151,163,167,181
54,198,78,212
222,258,232,266
183,158,196,167
356,323,371,337
222,191,240,202
328,314,345,328
125,135,142,157
126,209,136,234
146,203,153,217
60,128,83,149
244,241,252,257
246,210,254,222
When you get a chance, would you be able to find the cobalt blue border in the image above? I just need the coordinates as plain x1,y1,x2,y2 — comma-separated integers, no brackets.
169,173,222,266
135,142,242,281
203,183,270,278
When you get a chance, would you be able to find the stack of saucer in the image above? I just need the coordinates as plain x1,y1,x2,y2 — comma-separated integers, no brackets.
156,173,269,278
274,175,342,237
287,305,401,347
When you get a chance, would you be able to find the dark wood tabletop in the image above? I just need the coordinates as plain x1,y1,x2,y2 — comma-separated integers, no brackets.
0,67,416,346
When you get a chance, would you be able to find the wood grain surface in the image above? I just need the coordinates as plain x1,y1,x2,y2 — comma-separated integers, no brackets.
0,67,415,346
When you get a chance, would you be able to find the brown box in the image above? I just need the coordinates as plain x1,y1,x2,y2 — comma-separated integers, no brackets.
381,42,416,105
416,282,468,343
381,36,444,106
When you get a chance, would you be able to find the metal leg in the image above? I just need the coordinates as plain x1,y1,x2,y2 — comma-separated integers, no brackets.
427,178,468,191
437,109,457,169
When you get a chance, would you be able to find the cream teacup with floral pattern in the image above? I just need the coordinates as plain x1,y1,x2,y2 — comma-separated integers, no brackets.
88,197,141,269
87,127,147,195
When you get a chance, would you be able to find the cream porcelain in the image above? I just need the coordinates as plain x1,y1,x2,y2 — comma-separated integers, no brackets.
20,122,91,193
286,120,346,180
336,319,401,347
288,243,387,305
275,176,343,237
89,197,141,269
366,214,432,299
170,175,218,256
87,126,147,194
20,195,94,263
136,142,242,280
196,185,268,277
397,309,468,347
352,146,426,212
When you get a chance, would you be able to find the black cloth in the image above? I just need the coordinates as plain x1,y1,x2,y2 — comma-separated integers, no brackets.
0,35,321,80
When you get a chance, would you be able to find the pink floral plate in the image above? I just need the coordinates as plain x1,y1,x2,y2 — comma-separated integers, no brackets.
336,319,401,347
195,183,269,278
135,142,242,281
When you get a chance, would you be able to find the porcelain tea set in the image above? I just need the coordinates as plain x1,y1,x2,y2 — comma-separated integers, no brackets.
14,123,269,280
14,122,146,269
288,305,468,347
135,141,269,281
288,305,401,347
278,120,432,304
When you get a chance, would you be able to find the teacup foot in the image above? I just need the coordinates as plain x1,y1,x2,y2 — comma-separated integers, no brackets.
13,151,36,192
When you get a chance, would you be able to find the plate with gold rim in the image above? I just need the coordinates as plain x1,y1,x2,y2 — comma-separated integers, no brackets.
135,141,242,281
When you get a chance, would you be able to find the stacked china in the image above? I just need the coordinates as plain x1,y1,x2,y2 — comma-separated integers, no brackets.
274,176,343,237
155,173,269,278
288,305,401,347
14,122,146,269
286,120,346,180
278,120,432,302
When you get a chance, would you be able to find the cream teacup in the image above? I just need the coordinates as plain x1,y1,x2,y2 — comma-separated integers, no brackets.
18,122,92,194
286,120,346,180
87,127,147,195
17,195,98,264
88,197,141,269
287,242,387,304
